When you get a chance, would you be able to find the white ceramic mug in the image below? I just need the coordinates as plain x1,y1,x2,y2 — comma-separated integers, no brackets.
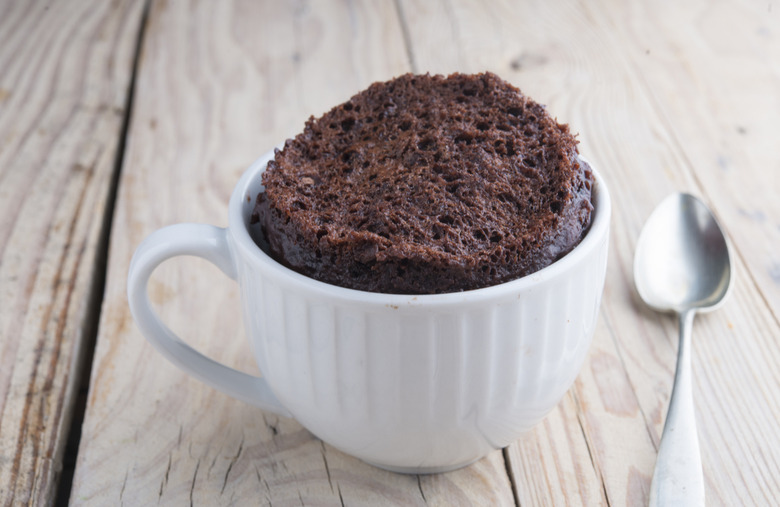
128,150,611,473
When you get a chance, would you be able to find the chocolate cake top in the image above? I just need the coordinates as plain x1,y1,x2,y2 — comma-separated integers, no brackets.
253,72,594,294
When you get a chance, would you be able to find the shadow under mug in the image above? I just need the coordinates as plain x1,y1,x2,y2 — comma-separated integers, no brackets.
128,150,611,474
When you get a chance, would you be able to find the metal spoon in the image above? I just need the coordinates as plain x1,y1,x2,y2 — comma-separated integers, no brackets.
634,193,733,507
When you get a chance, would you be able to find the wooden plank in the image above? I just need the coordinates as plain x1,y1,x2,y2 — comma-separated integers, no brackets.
505,393,607,506
70,1,516,504
399,0,780,505
0,0,145,504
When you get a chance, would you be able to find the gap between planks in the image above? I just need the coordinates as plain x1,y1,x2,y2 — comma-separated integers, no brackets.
53,1,152,504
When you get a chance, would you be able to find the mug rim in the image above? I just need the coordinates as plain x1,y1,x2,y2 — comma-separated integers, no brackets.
229,150,611,305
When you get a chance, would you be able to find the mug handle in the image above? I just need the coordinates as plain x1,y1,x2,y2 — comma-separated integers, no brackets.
127,223,291,417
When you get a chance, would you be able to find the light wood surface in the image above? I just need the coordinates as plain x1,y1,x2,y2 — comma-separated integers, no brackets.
0,1,145,504
0,0,778,505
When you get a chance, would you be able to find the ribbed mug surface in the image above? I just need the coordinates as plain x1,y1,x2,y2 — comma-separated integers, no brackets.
229,153,610,473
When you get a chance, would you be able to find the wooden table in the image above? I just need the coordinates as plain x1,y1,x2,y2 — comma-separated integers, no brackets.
1,0,778,504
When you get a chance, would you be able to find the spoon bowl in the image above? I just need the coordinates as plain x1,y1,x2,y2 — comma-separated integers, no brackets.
634,192,733,507
634,193,732,313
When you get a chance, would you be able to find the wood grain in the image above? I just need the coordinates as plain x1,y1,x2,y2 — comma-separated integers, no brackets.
0,0,145,504
48,0,780,505
505,393,607,506
70,0,515,505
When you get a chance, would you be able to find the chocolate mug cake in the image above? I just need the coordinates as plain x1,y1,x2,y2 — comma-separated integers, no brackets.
252,72,594,294
129,72,610,473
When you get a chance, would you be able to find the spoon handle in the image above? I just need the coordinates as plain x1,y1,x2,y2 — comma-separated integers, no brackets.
648,310,705,507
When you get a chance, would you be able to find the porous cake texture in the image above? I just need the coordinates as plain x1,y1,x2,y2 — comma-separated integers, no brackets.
252,72,594,294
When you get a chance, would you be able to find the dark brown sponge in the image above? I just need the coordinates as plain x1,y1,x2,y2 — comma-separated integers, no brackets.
252,72,594,294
